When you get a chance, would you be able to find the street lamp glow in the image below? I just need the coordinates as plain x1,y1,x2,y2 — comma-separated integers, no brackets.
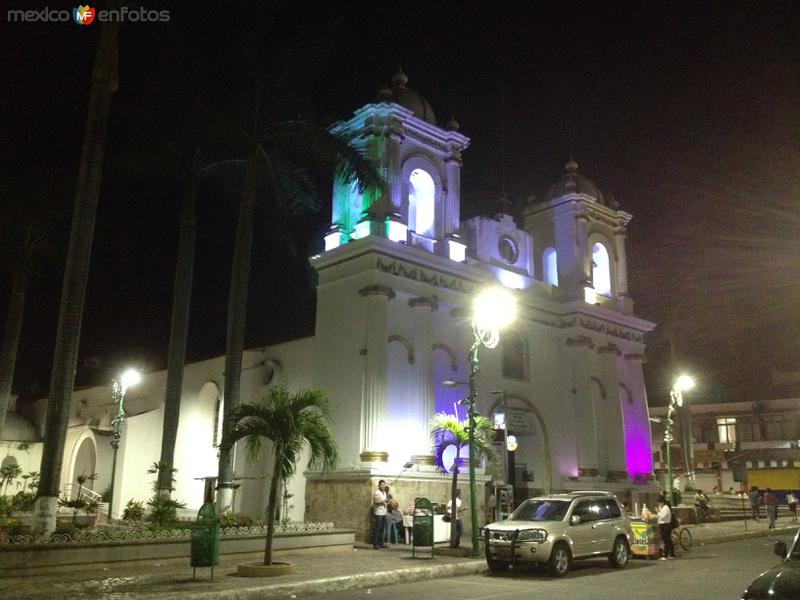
464,287,518,557
442,379,468,388
674,374,695,395
473,286,517,333
665,373,695,505
120,368,141,394
506,434,518,452
108,367,142,520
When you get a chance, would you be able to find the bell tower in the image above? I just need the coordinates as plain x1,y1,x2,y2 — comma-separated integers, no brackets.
523,159,634,314
323,70,470,261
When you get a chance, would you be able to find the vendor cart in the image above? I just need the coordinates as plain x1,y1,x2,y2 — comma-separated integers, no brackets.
629,518,661,559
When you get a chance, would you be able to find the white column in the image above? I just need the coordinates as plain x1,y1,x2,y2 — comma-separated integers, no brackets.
358,285,395,461
409,297,437,457
443,155,462,234
615,230,629,296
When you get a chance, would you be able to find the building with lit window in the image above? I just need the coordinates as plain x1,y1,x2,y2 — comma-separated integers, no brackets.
650,398,800,493
2,71,658,539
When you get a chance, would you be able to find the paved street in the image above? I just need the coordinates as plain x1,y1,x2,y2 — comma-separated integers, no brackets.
0,521,795,599
320,533,794,600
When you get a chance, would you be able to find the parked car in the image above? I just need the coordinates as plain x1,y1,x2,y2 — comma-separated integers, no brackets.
741,528,800,599
482,491,632,577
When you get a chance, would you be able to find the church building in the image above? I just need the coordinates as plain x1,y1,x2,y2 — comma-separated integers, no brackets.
1,71,657,542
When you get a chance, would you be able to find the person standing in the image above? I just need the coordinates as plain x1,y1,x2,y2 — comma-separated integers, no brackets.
788,491,798,522
445,489,465,548
657,497,675,560
748,486,761,522
372,479,388,549
764,487,779,529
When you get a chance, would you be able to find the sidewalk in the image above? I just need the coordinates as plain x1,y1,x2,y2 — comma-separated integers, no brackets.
0,519,797,600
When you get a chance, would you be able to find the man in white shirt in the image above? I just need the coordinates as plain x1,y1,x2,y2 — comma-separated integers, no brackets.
446,489,465,548
372,479,388,549
657,498,675,559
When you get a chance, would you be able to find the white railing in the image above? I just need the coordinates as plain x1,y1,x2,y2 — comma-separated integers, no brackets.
63,483,103,503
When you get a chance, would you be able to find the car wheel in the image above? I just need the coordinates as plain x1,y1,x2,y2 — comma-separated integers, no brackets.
548,542,571,577
608,536,629,568
487,559,509,573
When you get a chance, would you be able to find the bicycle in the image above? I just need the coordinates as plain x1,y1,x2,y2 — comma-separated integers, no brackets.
671,523,693,552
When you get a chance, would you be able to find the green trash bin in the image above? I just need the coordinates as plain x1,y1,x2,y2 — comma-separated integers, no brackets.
191,501,219,579
412,497,434,558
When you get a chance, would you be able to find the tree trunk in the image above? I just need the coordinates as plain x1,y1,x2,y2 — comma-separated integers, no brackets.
33,14,119,536
449,461,459,548
0,269,26,436
216,143,258,513
157,154,198,496
264,453,282,566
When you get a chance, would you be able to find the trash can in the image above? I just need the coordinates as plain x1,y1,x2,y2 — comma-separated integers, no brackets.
191,501,219,578
411,497,434,559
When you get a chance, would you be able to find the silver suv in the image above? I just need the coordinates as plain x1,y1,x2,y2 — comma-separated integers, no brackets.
483,491,632,577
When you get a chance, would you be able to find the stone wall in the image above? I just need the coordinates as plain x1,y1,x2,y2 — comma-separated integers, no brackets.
305,472,488,543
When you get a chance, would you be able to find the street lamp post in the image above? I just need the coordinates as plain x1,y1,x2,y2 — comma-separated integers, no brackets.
665,374,694,506
108,368,141,519
466,287,517,558
490,390,509,486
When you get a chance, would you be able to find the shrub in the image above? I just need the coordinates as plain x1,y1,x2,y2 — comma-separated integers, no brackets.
219,511,254,528
122,499,145,522
0,496,12,518
146,495,186,528
4,518,31,537
12,491,36,513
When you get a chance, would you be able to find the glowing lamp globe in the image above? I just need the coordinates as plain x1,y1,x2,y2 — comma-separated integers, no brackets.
473,287,517,332
674,374,695,393
120,368,142,393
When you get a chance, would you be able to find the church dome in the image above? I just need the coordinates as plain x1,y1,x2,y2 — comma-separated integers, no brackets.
1,412,39,442
544,159,610,206
377,69,437,125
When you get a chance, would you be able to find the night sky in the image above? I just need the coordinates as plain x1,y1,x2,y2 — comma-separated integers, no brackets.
2,1,799,407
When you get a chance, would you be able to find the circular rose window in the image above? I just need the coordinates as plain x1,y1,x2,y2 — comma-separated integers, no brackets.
498,236,519,265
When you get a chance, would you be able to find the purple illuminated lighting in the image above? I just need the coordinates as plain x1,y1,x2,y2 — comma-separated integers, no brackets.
622,392,652,477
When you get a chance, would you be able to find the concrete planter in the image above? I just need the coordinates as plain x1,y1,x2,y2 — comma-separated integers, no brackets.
0,529,355,571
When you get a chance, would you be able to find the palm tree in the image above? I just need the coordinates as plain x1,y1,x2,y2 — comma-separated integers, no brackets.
155,154,199,496
219,386,338,566
0,194,58,436
212,18,384,510
32,14,120,535
431,412,497,548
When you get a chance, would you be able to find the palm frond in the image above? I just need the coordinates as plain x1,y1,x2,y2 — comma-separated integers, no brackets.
263,120,385,194
429,412,498,473
219,386,338,478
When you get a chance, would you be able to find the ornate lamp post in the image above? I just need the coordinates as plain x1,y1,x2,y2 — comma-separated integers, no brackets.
665,374,694,506
466,287,517,557
108,368,141,519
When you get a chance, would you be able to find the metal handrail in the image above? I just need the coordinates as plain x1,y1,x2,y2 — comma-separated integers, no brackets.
64,483,103,502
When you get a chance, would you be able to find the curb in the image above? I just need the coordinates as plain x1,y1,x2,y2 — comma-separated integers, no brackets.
692,525,797,547
190,559,487,600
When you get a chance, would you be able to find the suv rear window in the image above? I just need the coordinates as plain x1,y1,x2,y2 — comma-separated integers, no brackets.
601,499,622,519
511,499,570,522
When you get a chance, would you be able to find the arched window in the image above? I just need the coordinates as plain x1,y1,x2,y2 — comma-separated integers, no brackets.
409,168,435,236
501,330,526,380
592,242,611,296
542,247,558,286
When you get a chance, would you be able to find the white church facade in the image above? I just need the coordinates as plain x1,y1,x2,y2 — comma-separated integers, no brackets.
1,72,657,540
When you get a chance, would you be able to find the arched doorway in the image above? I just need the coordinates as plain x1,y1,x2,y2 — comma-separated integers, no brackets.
69,433,97,497
488,395,551,498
